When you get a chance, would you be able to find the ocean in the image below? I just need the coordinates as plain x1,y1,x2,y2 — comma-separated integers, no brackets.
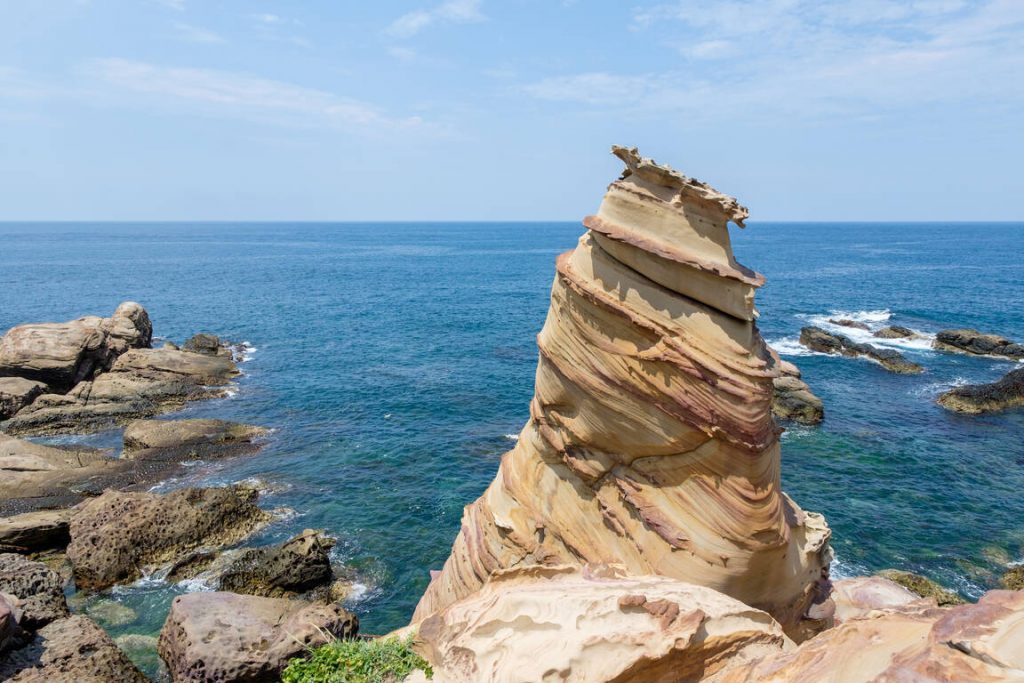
1,222,1022,675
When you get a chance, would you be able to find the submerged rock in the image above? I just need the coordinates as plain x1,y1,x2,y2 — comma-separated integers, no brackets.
875,569,965,606
412,564,790,683
413,146,832,639
828,318,870,330
1001,566,1023,591
0,377,47,420
938,367,1024,415
158,591,358,683
934,328,1024,360
67,486,271,591
0,554,69,629
122,418,268,461
771,358,824,424
0,302,151,392
800,326,924,373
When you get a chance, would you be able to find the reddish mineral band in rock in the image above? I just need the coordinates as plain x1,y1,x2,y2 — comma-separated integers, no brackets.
412,146,832,637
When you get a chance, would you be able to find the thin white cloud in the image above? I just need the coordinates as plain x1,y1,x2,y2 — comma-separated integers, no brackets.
155,0,185,10
252,13,281,24
386,0,484,38
173,22,225,44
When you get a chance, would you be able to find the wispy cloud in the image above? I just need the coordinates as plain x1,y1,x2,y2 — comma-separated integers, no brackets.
385,0,484,38
173,22,225,44
155,0,185,10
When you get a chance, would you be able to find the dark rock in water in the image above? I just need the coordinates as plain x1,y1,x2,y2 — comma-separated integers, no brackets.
0,510,72,554
800,326,924,374
937,367,1024,415
122,418,268,462
0,614,147,682
828,318,870,330
3,347,240,436
1002,566,1024,591
218,530,335,598
67,486,271,591
875,569,964,606
0,302,151,392
933,329,1024,360
158,592,357,683
771,360,824,425
0,553,69,629
183,333,222,356
874,325,917,339
0,378,47,420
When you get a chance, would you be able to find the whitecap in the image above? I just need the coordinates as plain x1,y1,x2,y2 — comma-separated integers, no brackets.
175,577,215,593
767,337,818,357
346,582,370,602
803,310,935,354
503,433,519,441
238,341,258,363
812,309,892,324
912,377,971,398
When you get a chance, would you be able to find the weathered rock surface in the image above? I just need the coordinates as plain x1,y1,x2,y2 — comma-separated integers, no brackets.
0,593,26,652
934,328,1024,359
218,529,334,598
0,554,68,629
4,346,240,435
67,486,271,590
938,367,1024,415
828,318,870,330
1002,566,1024,590
0,377,47,420
874,325,918,339
771,358,824,425
0,509,73,553
800,326,924,373
412,564,790,683
831,576,931,623
0,302,151,392
876,569,965,606
122,418,268,461
413,147,832,638
158,591,358,683
0,614,147,682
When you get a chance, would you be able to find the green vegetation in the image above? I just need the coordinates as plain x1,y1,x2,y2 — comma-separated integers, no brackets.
282,635,433,683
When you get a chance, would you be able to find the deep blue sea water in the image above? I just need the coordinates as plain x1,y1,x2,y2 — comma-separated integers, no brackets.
1,222,1022,675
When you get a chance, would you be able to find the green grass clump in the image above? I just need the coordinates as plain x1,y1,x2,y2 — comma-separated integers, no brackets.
282,635,433,683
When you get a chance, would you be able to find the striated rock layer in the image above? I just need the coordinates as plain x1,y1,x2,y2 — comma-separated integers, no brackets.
413,147,831,636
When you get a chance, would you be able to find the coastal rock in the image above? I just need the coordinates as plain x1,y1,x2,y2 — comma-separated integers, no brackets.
4,346,240,435
0,433,109,472
1002,567,1024,590
0,614,147,682
800,326,924,373
938,367,1024,415
933,328,1024,359
831,576,931,622
182,333,222,355
0,554,68,629
158,591,358,683
67,486,271,591
0,510,73,553
0,377,47,420
828,318,870,330
0,593,26,652
122,418,268,461
217,529,334,598
0,302,151,392
874,325,918,339
770,358,823,425
413,147,832,639
875,569,965,606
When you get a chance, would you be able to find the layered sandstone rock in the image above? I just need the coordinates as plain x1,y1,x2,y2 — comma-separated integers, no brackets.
0,378,46,420
413,147,832,637
122,418,268,460
771,359,824,425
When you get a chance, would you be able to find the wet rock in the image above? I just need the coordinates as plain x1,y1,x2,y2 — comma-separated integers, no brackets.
0,302,151,392
0,510,72,553
771,361,824,425
84,598,137,627
874,325,918,339
158,591,358,683
800,326,924,373
876,569,965,606
218,529,334,598
0,377,47,420
1001,566,1024,591
0,614,147,682
4,347,240,436
0,554,69,629
938,367,1024,415
182,333,222,356
122,418,268,461
828,318,870,330
67,486,271,591
934,328,1024,359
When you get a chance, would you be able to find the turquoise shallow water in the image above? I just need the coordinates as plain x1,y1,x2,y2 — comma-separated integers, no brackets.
1,222,1022,675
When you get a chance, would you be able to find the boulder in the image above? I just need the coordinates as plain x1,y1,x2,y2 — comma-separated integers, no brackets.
67,486,271,591
0,302,151,391
873,325,918,339
800,326,924,373
0,593,26,652
412,564,791,683
938,367,1024,415
0,614,147,682
771,363,824,425
217,529,334,598
831,576,932,623
182,333,222,356
4,346,240,435
158,592,358,683
0,510,72,553
0,377,47,420
934,328,1024,359
122,418,268,461
0,554,68,629
875,569,965,606
828,318,870,330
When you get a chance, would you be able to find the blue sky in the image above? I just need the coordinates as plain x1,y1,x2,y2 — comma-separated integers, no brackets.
1,0,1021,221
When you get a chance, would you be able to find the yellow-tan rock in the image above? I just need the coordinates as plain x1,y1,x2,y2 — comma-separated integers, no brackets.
413,147,831,637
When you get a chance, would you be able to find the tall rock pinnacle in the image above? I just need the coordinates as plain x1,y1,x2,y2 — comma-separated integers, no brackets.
413,147,832,636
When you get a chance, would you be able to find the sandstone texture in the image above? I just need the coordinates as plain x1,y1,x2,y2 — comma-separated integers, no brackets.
938,367,1024,415
0,553,68,629
158,591,358,683
67,486,271,590
0,377,47,420
771,358,824,425
122,418,268,461
874,325,919,340
934,328,1024,359
800,326,924,373
1002,566,1024,590
831,576,932,623
0,302,151,392
0,593,25,652
413,147,832,638
0,509,73,553
412,564,791,683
